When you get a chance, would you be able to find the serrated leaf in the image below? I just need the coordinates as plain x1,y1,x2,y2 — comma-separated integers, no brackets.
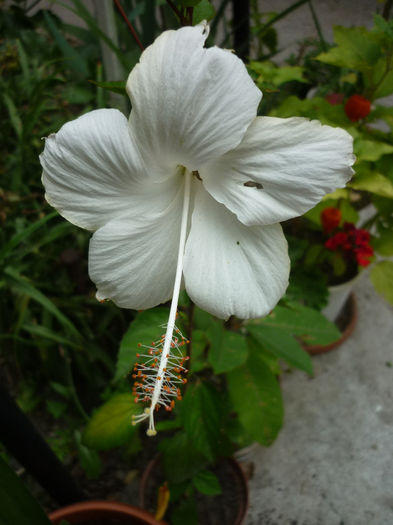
227,354,283,446
192,470,221,495
370,261,393,305
207,323,248,374
316,26,381,71
181,382,222,462
256,303,341,345
193,0,215,24
83,393,138,450
247,324,312,374
114,308,169,382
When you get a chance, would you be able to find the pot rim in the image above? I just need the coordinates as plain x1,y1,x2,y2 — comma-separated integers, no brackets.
48,500,167,525
304,293,358,355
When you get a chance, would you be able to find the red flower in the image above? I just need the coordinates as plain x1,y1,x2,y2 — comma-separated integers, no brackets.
325,222,374,266
321,207,341,233
345,95,371,122
325,232,348,250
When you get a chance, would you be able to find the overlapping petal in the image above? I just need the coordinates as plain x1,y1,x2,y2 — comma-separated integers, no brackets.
127,23,261,175
201,117,355,226
89,180,185,310
183,185,290,319
41,109,180,231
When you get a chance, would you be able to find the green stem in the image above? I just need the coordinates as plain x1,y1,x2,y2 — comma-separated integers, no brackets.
383,0,393,20
308,0,327,51
64,350,89,422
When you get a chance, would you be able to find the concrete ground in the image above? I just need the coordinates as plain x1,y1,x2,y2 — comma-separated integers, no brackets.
243,271,393,525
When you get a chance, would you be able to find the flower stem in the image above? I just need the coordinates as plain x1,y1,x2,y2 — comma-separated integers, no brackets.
147,169,192,435
113,0,144,52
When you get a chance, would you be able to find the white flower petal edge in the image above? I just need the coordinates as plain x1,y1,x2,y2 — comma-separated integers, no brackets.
183,185,290,320
127,23,261,175
201,117,355,226
88,178,185,310
40,109,181,231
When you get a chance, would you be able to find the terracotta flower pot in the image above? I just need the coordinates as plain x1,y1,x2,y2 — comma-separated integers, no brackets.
49,500,167,525
304,292,358,355
140,456,249,525
322,273,360,322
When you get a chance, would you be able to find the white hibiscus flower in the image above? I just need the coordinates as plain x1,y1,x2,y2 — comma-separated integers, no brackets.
40,22,354,435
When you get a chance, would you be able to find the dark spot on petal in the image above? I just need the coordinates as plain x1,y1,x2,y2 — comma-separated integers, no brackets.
236,241,240,245
244,180,263,189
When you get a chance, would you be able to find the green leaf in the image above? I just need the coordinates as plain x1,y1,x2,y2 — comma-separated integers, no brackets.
316,26,381,71
354,139,393,162
0,212,57,261
178,0,202,6
247,324,312,374
3,93,23,140
227,353,283,446
0,456,52,525
192,470,221,495
373,14,393,40
370,261,393,305
181,382,223,462
83,393,138,450
46,400,67,419
22,323,80,349
350,171,393,198
207,322,248,374
373,230,393,256
74,430,102,479
5,268,80,337
114,308,169,382
249,61,306,87
43,11,88,76
193,0,215,24
256,303,341,346
170,496,198,525
160,431,207,483
190,329,208,373
89,80,126,95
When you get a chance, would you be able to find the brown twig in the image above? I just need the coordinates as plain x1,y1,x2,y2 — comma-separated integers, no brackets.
113,0,144,52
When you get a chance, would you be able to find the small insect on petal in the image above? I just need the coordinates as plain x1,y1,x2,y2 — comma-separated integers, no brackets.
243,181,263,189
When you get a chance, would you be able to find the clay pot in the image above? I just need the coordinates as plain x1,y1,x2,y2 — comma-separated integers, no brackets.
140,456,249,525
322,273,360,322
49,500,167,525
304,292,357,355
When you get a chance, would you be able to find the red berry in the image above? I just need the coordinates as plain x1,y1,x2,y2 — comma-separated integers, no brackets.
345,94,371,122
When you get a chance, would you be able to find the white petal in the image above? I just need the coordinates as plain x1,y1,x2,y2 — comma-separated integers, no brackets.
127,24,261,174
40,109,179,231
183,186,289,320
201,117,355,226
89,181,185,310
